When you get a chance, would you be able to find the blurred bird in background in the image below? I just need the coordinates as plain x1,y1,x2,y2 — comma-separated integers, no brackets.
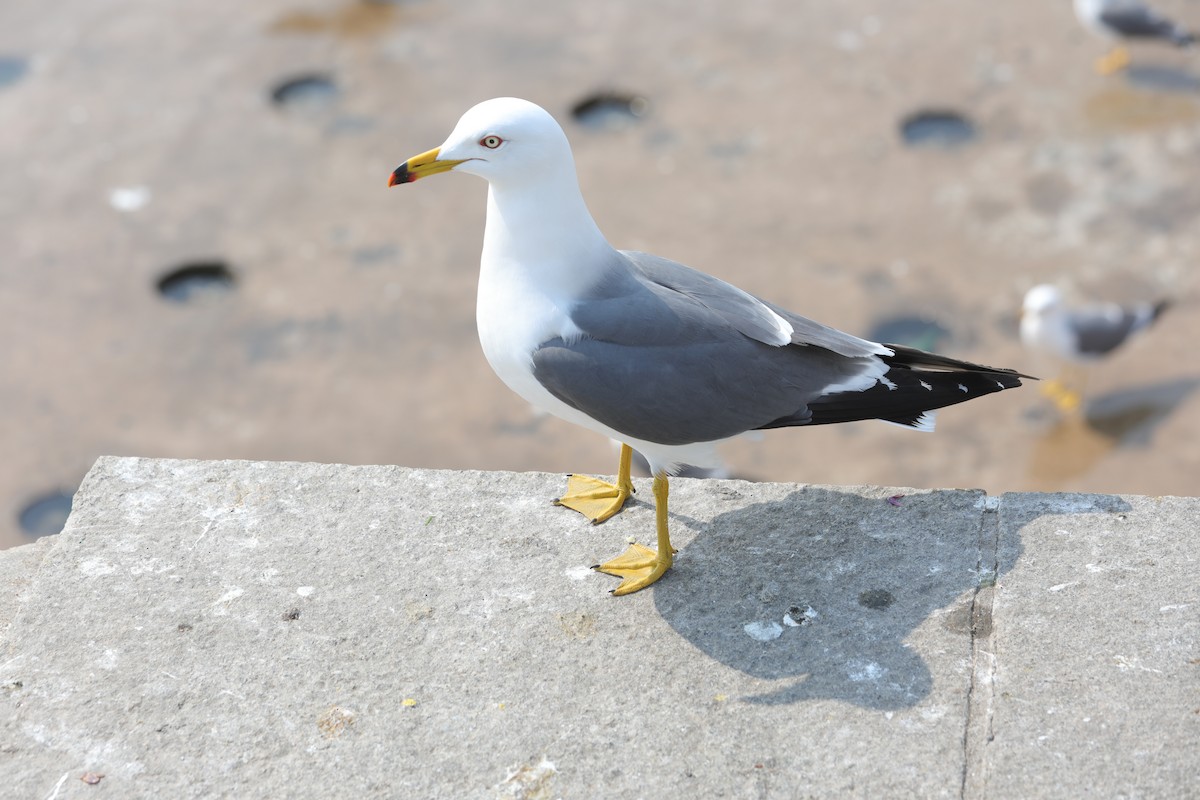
1021,284,1170,412
1074,0,1196,74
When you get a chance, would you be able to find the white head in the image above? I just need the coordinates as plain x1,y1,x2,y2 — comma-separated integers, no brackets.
1022,284,1064,316
388,98,576,188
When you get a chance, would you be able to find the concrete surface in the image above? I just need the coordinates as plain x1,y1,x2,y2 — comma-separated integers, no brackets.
4,0,1200,550
1,456,1195,798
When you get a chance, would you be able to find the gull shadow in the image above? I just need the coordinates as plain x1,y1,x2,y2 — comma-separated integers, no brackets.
649,486,1128,709
1126,64,1200,95
651,486,1004,709
1083,78,1200,131
1027,377,1200,486
1084,377,1200,445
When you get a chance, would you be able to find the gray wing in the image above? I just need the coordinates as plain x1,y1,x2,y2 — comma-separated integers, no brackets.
1067,305,1150,355
531,253,881,445
1100,6,1194,43
621,251,890,358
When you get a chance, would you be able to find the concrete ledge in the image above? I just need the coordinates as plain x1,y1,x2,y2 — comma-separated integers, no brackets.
1,457,1196,798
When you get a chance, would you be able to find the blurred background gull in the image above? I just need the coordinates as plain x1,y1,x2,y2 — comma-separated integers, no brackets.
1074,0,1196,74
1021,283,1170,412
0,0,1197,548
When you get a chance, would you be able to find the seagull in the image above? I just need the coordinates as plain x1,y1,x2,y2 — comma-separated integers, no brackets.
1021,283,1169,411
1074,0,1196,74
388,98,1030,595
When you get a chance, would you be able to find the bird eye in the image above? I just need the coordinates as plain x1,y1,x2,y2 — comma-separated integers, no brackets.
480,135,503,149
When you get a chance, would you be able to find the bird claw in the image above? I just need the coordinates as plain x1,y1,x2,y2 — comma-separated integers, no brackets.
554,473,633,524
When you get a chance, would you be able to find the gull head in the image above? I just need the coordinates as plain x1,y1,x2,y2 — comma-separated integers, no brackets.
388,98,574,188
1022,284,1063,318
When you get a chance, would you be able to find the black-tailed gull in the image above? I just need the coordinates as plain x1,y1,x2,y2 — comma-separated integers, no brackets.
1021,283,1169,411
1074,0,1195,74
388,98,1030,595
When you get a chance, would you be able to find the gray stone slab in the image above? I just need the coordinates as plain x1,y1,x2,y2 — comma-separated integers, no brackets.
2,457,1196,798
1,456,995,799
980,492,1200,798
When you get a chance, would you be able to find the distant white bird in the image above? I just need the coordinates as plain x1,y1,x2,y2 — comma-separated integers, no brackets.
1021,284,1170,410
1074,0,1196,74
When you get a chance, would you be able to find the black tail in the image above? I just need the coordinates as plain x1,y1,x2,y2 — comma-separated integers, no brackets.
1151,299,1171,324
802,344,1033,429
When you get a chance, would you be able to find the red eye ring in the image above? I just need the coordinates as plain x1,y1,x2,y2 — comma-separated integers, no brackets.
480,135,503,149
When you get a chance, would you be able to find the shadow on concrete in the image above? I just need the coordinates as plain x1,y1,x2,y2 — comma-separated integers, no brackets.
651,486,1128,710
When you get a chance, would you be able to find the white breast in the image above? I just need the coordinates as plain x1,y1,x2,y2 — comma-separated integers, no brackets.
1021,309,1078,361
475,257,579,413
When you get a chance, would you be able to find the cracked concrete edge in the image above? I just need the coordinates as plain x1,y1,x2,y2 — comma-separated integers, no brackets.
961,494,1002,800
0,456,122,651
0,535,55,647
957,488,1154,799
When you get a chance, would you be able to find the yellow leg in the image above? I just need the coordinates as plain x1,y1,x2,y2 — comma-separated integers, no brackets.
1095,46,1131,76
554,443,634,524
1040,367,1087,414
594,472,676,595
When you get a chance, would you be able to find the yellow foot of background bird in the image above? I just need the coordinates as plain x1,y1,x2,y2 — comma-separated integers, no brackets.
554,473,633,524
1041,380,1083,414
1095,47,1131,76
593,542,675,595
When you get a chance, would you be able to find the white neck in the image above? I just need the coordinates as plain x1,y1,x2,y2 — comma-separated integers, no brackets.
481,171,615,301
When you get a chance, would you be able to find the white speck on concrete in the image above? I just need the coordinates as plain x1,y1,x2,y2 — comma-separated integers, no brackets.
847,660,886,683
129,558,174,576
79,559,116,577
564,565,594,581
1048,581,1078,593
97,649,119,671
1160,603,1191,612
1113,655,1162,674
216,587,243,604
296,586,315,597
211,587,244,615
920,705,947,723
783,606,818,627
743,621,783,641
498,756,557,799
44,772,70,800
